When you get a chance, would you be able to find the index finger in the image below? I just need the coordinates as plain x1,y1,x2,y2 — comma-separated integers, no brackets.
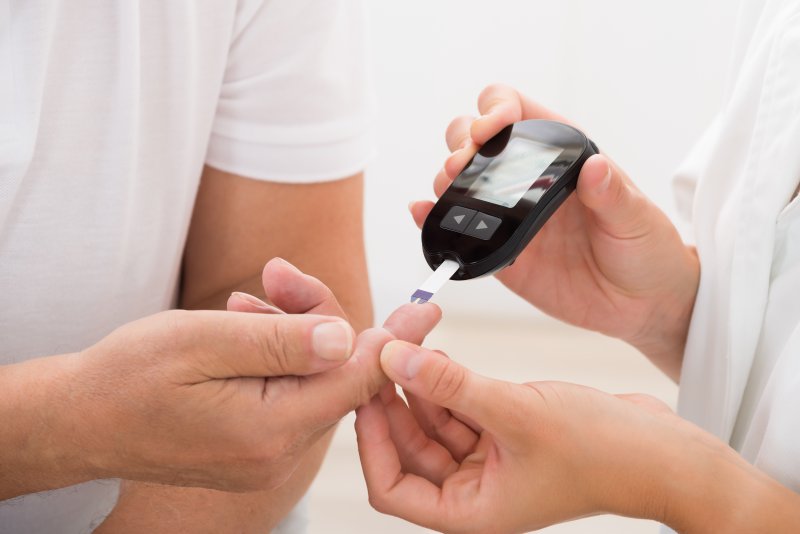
291,303,443,429
472,84,572,145
355,396,448,531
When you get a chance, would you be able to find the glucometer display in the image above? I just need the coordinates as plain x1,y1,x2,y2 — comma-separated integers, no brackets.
465,137,563,208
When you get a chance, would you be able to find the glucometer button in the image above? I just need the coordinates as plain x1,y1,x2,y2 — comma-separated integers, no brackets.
464,212,502,240
440,206,477,234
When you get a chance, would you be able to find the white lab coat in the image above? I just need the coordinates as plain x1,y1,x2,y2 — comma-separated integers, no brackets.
671,0,800,513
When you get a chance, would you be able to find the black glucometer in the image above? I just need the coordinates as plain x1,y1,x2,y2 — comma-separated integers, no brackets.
421,119,598,281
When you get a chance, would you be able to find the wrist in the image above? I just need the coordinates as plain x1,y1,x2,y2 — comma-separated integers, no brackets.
0,354,101,499
653,424,800,533
628,245,700,379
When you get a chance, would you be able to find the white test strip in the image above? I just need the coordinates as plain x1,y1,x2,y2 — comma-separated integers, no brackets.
410,259,460,303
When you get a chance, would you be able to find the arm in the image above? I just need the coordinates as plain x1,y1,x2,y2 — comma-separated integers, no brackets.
96,165,373,532
355,342,800,533
0,354,94,500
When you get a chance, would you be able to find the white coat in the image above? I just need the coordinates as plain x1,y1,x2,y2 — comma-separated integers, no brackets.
673,0,800,501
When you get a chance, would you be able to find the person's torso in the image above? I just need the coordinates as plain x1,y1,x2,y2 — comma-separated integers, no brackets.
675,0,800,494
1,2,236,532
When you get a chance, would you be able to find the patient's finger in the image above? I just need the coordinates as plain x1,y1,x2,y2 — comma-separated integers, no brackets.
378,385,459,485
355,397,449,531
382,303,442,345
262,258,346,319
409,200,434,229
404,391,479,463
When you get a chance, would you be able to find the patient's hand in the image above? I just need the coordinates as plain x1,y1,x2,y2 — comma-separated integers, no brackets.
355,341,748,534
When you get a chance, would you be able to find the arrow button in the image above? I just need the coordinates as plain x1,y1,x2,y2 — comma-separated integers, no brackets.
464,212,502,240
440,206,477,234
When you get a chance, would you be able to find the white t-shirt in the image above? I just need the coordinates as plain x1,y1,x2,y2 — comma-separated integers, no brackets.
0,1,373,532
670,0,800,529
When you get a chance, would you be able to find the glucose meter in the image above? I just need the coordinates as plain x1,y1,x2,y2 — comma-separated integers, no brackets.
413,120,598,301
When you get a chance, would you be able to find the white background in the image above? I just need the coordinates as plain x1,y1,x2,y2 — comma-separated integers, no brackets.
362,0,740,323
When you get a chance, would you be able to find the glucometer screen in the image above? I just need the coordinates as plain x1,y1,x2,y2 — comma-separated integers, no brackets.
466,137,563,208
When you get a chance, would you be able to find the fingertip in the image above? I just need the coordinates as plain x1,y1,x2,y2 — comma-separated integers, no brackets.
380,340,425,383
409,200,434,229
470,99,522,145
577,154,612,197
263,257,298,277
381,302,442,344
433,168,452,197
444,147,474,180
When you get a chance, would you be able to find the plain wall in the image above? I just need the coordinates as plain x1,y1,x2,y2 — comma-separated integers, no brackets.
362,0,740,323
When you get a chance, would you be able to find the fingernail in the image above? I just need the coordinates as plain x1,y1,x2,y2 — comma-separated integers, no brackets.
231,291,272,310
408,201,415,213
597,160,612,194
272,257,300,272
381,341,425,380
312,321,355,361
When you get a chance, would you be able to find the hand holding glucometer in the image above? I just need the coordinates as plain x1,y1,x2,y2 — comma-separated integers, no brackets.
411,119,598,302
408,86,697,366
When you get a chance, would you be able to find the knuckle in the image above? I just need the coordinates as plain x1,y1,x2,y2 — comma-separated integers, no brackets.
427,361,466,404
260,319,295,374
368,492,390,514
154,309,196,356
478,82,511,101
446,115,473,143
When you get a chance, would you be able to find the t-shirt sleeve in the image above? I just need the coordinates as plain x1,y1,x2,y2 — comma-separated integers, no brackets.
205,0,374,182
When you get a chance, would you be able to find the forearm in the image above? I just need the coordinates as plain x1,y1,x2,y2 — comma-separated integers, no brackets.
0,354,96,500
180,170,374,332
97,428,334,533
653,432,800,532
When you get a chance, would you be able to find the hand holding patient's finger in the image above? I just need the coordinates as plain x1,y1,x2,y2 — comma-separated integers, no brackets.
379,341,511,435
294,327,394,428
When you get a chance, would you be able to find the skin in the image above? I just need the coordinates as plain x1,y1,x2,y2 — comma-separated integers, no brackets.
410,84,699,380
2,166,429,532
94,167,377,532
354,85,800,532
356,342,800,533
0,264,441,503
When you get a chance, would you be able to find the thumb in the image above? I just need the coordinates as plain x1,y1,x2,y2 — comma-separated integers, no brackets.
194,311,356,379
576,154,653,240
379,340,509,434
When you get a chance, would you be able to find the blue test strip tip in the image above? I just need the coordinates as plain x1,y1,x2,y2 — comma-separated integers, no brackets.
410,289,434,304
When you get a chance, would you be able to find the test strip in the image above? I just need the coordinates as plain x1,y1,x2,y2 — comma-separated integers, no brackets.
410,259,460,304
